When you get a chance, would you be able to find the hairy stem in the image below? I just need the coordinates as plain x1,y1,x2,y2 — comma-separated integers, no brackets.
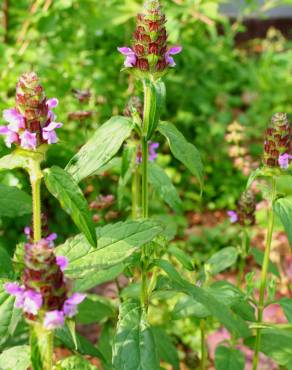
252,178,276,370
30,161,42,242
30,323,53,370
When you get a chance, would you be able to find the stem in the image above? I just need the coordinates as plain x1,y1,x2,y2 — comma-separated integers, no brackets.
252,178,276,370
141,137,149,218
30,163,42,242
237,228,248,287
200,319,206,370
30,323,53,370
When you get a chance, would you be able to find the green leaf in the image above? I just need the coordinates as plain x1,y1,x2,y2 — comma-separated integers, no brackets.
118,145,134,209
112,300,160,370
44,166,96,247
251,249,280,277
148,163,182,212
0,345,30,370
158,260,250,338
279,298,292,323
152,327,179,370
215,345,245,370
144,80,165,139
0,184,32,218
158,121,204,188
73,264,124,292
76,295,115,324
274,196,292,248
66,116,133,182
0,247,13,278
55,326,105,362
0,280,22,346
56,220,162,278
205,247,238,276
245,329,292,368
168,246,194,271
56,355,98,370
0,146,46,172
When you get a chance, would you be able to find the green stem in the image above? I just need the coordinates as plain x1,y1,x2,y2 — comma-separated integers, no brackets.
30,323,53,370
252,178,276,370
141,137,149,218
132,164,140,219
200,319,206,370
29,160,42,242
237,228,248,287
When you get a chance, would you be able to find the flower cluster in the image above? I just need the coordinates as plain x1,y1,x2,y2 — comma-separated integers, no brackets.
228,190,256,227
118,0,182,73
0,72,62,150
263,113,291,169
5,236,85,330
136,141,159,163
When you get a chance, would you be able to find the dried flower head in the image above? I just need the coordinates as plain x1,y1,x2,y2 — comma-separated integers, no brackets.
237,190,256,227
118,0,182,74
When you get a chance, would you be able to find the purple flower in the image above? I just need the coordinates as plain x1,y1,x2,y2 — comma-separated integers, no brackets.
56,256,68,272
117,47,137,68
63,293,86,318
42,122,62,144
149,142,159,161
3,108,25,131
44,310,65,330
0,126,19,147
4,282,25,308
278,153,292,169
227,210,238,223
165,46,183,67
47,98,59,109
46,233,57,244
22,290,43,315
20,130,37,150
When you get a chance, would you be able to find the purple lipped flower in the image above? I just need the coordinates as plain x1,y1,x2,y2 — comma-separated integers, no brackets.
3,108,25,131
117,47,137,68
165,46,183,67
44,310,65,330
56,256,68,272
22,290,43,315
4,282,25,308
0,126,19,147
149,142,159,161
63,293,86,318
42,122,62,144
227,210,238,224
20,130,37,150
278,153,292,169
47,98,59,109
24,227,32,239
46,233,58,245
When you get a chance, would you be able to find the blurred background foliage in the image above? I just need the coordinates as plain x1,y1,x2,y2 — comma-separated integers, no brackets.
0,0,291,250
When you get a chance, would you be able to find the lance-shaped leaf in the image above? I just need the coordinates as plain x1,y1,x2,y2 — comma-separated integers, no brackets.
149,162,182,213
66,116,134,182
144,80,165,140
56,220,163,278
158,121,203,189
274,196,292,248
112,300,160,370
0,281,22,346
44,166,96,247
152,326,180,370
205,247,239,276
0,184,32,218
158,260,250,338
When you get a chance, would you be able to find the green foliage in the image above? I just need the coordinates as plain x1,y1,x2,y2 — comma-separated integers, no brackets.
112,300,159,370
204,246,238,276
44,166,97,246
251,248,280,277
158,121,204,189
0,184,32,218
56,355,98,370
66,116,134,183
0,345,30,370
149,162,182,212
215,345,245,370
76,295,116,324
56,220,163,277
152,326,180,370
144,80,165,139
274,196,292,248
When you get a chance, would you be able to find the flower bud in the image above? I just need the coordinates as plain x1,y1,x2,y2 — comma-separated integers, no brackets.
263,113,291,168
237,190,256,227
124,96,144,119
